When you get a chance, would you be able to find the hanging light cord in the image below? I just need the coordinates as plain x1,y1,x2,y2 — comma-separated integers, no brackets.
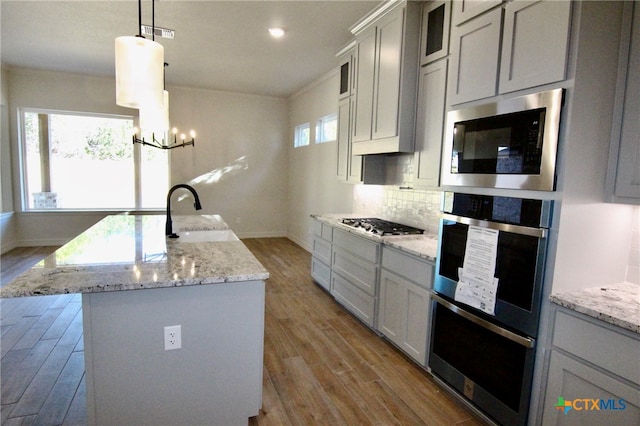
137,0,143,38
152,0,155,41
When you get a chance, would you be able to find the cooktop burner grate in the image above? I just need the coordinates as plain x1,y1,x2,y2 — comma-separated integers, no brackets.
341,218,424,236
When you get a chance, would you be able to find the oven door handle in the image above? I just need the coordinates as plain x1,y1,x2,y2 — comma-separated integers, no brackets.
431,293,535,349
441,213,546,238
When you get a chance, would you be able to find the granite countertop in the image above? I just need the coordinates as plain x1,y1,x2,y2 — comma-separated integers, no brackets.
550,282,640,334
312,213,438,262
1,214,269,298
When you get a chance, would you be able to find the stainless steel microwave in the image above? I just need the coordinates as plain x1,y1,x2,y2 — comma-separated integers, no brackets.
441,89,564,191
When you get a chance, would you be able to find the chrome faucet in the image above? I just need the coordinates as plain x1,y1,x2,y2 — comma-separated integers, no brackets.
165,184,202,238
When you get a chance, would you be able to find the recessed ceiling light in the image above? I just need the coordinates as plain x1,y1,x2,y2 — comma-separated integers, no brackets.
269,27,286,39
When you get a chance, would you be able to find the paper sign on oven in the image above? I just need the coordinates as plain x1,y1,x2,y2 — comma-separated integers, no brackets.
455,226,499,315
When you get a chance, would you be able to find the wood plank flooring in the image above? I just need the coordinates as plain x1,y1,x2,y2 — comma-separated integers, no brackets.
1,238,484,425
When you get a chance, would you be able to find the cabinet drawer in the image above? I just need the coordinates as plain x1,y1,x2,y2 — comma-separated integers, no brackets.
333,229,379,262
312,238,331,265
553,310,640,385
332,273,375,327
332,247,377,296
382,246,434,288
312,220,333,242
543,350,640,425
311,257,331,291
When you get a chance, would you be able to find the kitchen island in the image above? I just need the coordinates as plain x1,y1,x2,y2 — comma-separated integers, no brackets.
1,214,269,426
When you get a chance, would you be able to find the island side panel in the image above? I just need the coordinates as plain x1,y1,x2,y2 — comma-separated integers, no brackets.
82,281,265,426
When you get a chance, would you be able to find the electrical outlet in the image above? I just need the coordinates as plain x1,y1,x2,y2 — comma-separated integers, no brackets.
164,325,182,350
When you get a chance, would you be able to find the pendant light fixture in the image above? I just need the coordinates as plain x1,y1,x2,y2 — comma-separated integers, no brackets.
115,0,195,150
115,0,164,109
139,63,170,133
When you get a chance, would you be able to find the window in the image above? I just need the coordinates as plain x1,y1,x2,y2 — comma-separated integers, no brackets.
20,109,168,210
294,122,310,148
315,114,337,144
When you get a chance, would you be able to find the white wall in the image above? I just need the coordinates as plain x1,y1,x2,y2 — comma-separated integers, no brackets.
1,67,18,252
168,85,288,238
550,1,634,293
3,67,289,246
287,71,354,251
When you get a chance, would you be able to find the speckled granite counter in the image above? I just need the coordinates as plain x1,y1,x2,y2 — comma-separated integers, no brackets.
550,282,640,334
1,214,269,298
311,213,438,262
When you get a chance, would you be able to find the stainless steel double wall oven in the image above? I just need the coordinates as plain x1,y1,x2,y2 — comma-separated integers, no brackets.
431,192,552,425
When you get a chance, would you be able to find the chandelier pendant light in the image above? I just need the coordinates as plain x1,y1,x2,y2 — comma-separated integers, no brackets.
132,127,195,150
115,0,164,109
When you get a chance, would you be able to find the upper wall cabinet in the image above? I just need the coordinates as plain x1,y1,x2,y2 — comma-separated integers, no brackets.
338,46,356,100
350,1,421,155
420,1,452,66
449,0,572,105
448,6,502,105
607,1,640,202
414,59,448,189
452,0,502,26
498,0,572,94
336,44,363,184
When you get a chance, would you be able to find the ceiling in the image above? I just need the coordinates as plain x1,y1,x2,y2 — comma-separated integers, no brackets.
1,0,380,98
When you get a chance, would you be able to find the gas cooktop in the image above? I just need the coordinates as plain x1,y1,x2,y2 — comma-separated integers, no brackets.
341,218,424,236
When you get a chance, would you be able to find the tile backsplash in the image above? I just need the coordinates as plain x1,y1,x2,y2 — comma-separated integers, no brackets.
353,185,442,235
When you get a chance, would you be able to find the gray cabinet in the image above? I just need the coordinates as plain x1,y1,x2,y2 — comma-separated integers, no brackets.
336,44,363,184
498,0,571,94
449,0,571,105
414,59,448,188
331,229,381,328
336,96,362,183
448,6,502,105
351,1,421,155
608,1,640,202
420,1,452,66
541,308,640,425
311,219,333,291
378,246,434,365
452,0,502,26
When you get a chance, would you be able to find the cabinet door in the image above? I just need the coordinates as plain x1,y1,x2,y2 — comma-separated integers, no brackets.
311,256,331,291
498,0,571,94
353,26,376,143
421,1,452,65
338,53,352,100
452,0,502,26
448,7,503,105
373,8,404,140
378,269,431,365
347,97,363,183
337,97,350,181
614,1,640,199
542,351,640,425
378,270,404,343
414,59,448,188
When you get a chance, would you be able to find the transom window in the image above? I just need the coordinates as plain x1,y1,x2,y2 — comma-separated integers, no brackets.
294,122,310,148
315,114,337,144
20,109,168,211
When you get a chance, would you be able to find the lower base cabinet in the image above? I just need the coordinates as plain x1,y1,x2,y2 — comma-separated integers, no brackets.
331,229,380,329
377,246,434,366
311,256,331,291
378,269,431,365
332,272,376,327
540,308,640,425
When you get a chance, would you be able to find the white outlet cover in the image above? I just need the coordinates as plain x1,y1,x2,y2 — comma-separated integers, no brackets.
164,325,182,350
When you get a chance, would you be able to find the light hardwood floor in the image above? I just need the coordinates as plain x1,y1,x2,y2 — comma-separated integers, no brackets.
1,238,484,425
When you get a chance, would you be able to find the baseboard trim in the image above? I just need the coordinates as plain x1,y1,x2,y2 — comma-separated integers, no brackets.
287,234,311,253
